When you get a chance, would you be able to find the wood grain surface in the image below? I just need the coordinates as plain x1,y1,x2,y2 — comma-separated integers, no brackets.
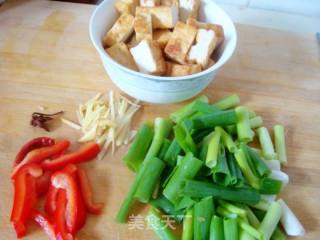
0,0,319,239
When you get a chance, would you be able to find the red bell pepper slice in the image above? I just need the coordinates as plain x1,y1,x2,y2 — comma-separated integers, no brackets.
12,140,70,178
14,137,55,167
42,142,100,171
10,164,43,238
77,168,104,214
31,210,56,240
36,170,52,197
54,190,74,240
51,171,82,234
44,164,77,216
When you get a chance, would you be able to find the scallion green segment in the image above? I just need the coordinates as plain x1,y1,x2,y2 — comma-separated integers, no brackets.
210,215,224,240
243,205,260,228
212,95,240,110
239,229,255,240
246,146,271,178
181,180,261,204
158,139,171,160
213,145,232,186
236,106,254,143
146,207,177,240
163,153,203,205
257,127,277,160
250,116,263,129
182,208,194,240
163,139,181,167
134,157,165,203
144,118,172,162
226,151,245,186
193,196,214,240
274,125,287,165
216,126,237,153
123,122,154,172
150,195,185,223
206,130,221,168
271,227,287,240
218,200,247,219
174,120,197,155
259,178,283,194
238,218,263,239
170,95,209,123
193,110,237,130
234,149,260,189
223,217,239,240
258,201,283,240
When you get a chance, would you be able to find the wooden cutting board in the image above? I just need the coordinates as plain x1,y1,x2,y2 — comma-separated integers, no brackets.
0,0,319,239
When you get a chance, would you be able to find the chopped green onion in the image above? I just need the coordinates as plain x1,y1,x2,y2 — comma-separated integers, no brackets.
217,206,238,219
223,217,239,240
236,106,254,143
193,196,214,240
258,201,283,240
218,200,247,219
210,215,224,240
182,208,193,240
212,95,240,110
274,125,287,165
192,128,214,144
257,127,277,160
250,200,270,211
158,139,171,160
145,118,172,161
216,126,237,153
174,120,197,155
134,157,165,203
146,207,177,240
213,145,232,186
171,95,209,123
246,146,271,178
234,149,260,189
175,196,195,211
163,139,181,167
238,218,263,239
271,227,287,240
206,130,221,168
226,151,245,186
150,195,185,222
250,116,263,129
181,180,261,204
191,100,221,114
163,153,202,205
239,229,255,240
259,178,282,195
123,122,154,172
243,205,260,228
270,170,289,188
193,110,237,130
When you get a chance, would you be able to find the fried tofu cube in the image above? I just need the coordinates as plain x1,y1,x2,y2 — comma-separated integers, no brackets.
179,0,200,22
115,0,139,15
106,43,138,71
187,29,218,68
103,13,135,47
166,62,201,76
130,40,166,75
134,13,153,42
161,0,179,6
153,29,172,49
205,58,215,69
136,5,179,29
164,21,197,64
140,0,160,7
126,34,138,48
187,17,224,45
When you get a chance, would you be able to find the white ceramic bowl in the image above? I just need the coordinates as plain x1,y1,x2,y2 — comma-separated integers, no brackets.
89,0,237,104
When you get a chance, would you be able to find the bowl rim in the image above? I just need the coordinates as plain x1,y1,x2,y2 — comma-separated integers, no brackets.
89,0,237,82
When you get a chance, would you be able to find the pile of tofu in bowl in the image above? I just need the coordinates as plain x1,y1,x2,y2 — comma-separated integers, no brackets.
90,0,237,103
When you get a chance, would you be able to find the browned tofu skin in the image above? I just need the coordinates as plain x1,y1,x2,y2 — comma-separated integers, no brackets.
153,29,172,49
102,13,134,47
166,62,201,76
164,21,197,64
115,0,139,14
187,17,224,45
134,13,153,41
106,42,138,71
161,0,179,6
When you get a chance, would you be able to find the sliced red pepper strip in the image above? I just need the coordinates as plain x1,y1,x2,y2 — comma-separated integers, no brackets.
54,190,74,240
36,170,52,197
52,171,81,234
12,140,70,178
42,142,100,171
10,164,43,238
77,168,104,214
44,164,77,216
14,137,55,167
31,210,56,240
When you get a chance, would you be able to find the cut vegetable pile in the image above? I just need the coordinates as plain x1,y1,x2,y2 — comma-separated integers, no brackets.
61,91,140,159
10,137,103,239
116,95,305,240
